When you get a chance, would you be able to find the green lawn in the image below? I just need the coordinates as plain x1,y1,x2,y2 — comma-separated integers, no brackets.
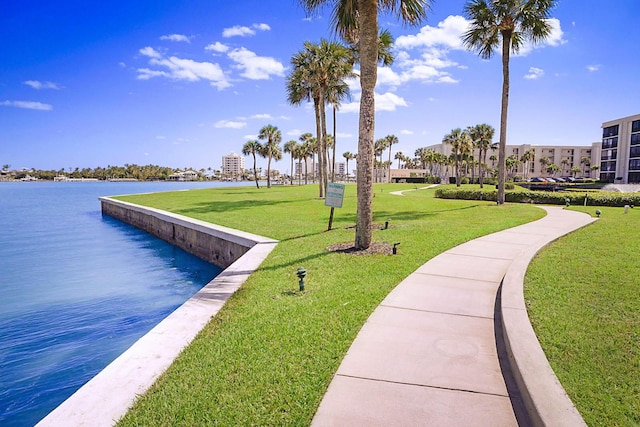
114,183,542,426
525,206,640,427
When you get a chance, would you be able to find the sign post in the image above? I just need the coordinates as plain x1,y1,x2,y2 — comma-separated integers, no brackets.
325,182,345,231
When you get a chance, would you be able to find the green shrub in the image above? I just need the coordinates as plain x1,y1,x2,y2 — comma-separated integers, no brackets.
426,175,441,184
460,176,470,184
434,187,640,207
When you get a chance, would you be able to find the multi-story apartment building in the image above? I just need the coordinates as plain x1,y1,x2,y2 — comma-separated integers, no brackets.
599,113,640,183
222,153,245,178
426,142,601,179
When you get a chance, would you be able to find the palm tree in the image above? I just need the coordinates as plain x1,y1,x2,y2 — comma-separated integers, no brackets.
547,163,560,177
242,140,262,189
467,124,495,188
286,39,353,197
374,138,388,182
443,128,472,187
561,158,570,175
258,124,282,188
463,0,557,203
394,151,405,169
385,134,399,183
520,148,535,180
343,151,355,180
580,156,591,176
539,156,550,176
284,140,299,185
570,166,581,178
299,0,432,250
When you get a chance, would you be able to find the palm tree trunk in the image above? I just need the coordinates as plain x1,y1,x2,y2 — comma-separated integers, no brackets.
314,97,323,196
266,155,272,188
331,106,337,182
497,32,511,204
253,154,260,189
355,0,377,250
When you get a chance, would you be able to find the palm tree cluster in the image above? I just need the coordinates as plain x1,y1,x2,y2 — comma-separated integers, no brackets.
293,0,556,248
241,125,284,189
297,0,431,249
4,164,200,181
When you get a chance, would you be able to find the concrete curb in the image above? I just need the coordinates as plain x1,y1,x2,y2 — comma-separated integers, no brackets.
500,207,594,427
37,200,278,427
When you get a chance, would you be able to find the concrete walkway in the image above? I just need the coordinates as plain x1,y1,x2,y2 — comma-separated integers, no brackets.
312,206,595,426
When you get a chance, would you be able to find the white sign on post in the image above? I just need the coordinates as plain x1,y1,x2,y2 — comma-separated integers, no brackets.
325,183,345,208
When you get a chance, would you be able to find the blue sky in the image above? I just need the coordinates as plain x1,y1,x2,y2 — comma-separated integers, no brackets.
2,0,639,174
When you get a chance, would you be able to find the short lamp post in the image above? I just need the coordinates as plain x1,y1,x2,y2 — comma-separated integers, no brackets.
595,209,601,218
296,267,307,292
392,242,400,255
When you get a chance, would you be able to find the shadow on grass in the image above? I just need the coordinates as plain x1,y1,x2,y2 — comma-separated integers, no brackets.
173,197,312,216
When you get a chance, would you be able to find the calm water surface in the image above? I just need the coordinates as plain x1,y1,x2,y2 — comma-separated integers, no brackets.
0,181,239,426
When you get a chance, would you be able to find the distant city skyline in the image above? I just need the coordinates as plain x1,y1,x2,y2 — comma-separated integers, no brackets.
2,0,639,174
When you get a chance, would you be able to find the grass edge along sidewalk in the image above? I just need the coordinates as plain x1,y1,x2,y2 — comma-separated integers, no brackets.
525,205,640,427
114,184,543,426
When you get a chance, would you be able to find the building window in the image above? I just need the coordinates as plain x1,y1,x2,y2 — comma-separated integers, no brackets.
629,172,640,183
632,120,640,133
603,125,619,138
631,133,640,146
629,159,640,171
630,146,640,158
602,137,618,149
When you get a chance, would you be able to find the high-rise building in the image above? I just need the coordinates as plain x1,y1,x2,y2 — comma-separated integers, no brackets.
222,153,245,178
600,113,640,183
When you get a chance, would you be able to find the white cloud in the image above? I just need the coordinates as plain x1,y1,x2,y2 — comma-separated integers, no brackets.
587,64,601,72
222,25,254,37
1,100,52,111
395,15,469,50
215,120,247,129
139,46,162,58
227,48,285,80
287,129,301,136
340,92,408,113
251,113,273,119
516,18,567,56
156,135,166,140
223,23,270,38
524,67,544,80
23,80,60,90
205,42,229,53
253,23,271,31
160,34,191,43
244,134,258,140
400,129,414,135
137,51,231,89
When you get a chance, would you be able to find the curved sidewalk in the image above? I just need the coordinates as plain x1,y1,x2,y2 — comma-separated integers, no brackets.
312,206,595,426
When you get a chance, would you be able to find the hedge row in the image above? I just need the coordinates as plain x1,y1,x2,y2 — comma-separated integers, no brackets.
434,188,640,207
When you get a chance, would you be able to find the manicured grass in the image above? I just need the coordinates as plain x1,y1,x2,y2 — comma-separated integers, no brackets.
525,206,640,426
114,183,543,426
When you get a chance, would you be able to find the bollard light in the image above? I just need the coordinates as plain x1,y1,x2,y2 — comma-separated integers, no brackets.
625,205,630,214
392,242,400,255
296,267,307,291
595,209,601,218
384,219,390,230
565,198,570,207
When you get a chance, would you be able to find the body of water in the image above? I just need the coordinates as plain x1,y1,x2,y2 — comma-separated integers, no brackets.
0,181,237,426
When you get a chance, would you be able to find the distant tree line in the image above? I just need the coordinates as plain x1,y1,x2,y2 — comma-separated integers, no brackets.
1,164,215,181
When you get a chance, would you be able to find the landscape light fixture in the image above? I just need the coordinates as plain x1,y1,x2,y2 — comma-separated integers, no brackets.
296,267,307,292
595,209,601,218
392,242,400,255
384,219,390,230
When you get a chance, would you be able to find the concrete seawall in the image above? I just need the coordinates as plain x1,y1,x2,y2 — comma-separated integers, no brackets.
100,196,261,269
37,197,278,427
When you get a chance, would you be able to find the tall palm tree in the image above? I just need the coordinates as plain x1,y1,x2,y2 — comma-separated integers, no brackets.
443,128,472,187
284,140,299,185
299,0,432,250
385,134,399,183
286,39,353,197
242,140,263,189
580,156,591,176
463,0,557,203
343,151,355,179
374,138,388,182
467,123,495,188
394,151,404,169
539,156,550,175
258,124,282,188
520,148,535,180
